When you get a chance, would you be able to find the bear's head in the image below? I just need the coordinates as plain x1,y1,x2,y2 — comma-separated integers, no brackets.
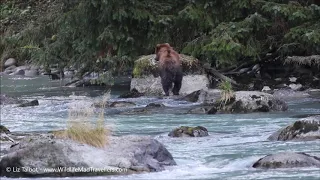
155,43,173,61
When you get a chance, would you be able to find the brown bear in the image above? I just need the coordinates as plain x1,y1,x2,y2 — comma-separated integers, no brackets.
155,43,183,96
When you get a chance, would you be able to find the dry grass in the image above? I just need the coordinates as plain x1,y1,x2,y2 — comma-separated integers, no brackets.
285,55,320,68
218,80,235,108
54,91,111,148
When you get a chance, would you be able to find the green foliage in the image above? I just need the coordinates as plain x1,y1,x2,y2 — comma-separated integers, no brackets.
1,0,319,76
218,80,235,108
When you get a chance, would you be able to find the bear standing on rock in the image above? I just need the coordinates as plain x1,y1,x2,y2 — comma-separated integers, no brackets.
155,43,183,96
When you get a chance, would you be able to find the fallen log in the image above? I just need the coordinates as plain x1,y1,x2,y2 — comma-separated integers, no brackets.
203,63,238,86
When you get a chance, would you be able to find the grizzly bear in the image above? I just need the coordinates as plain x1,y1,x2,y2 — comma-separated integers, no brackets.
155,43,183,96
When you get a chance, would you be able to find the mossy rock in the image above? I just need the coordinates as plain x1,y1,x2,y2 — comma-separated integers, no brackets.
268,118,320,141
0,125,10,134
168,126,208,137
132,54,203,78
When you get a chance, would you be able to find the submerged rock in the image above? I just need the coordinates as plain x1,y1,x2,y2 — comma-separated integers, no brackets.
146,103,165,108
253,152,320,169
0,94,23,105
168,126,209,137
17,100,39,107
109,101,136,108
187,106,217,114
268,116,320,141
0,134,176,177
118,88,144,98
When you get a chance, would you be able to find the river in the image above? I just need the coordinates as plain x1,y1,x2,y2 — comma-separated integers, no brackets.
1,75,320,180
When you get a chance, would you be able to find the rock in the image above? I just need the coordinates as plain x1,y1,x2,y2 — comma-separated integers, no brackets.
289,83,303,91
17,100,39,107
109,101,136,108
274,83,288,89
0,125,10,134
11,66,31,76
202,91,287,113
168,126,209,137
197,89,222,105
268,116,320,141
273,89,310,100
131,75,209,96
30,65,40,70
252,152,320,169
0,135,176,177
4,58,16,68
180,90,202,102
0,94,26,105
146,103,165,108
187,106,217,114
24,69,39,77
239,68,250,74
118,88,144,98
13,69,25,75
65,79,91,87
290,114,320,119
229,91,287,113
261,86,272,93
289,77,297,83
4,65,17,74
44,73,60,80
252,64,260,71
307,89,320,97
132,54,203,78
64,70,75,78
183,90,287,113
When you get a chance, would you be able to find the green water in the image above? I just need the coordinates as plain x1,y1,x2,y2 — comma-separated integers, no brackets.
1,75,320,180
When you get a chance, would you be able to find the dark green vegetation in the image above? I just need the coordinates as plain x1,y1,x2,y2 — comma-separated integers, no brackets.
1,0,320,76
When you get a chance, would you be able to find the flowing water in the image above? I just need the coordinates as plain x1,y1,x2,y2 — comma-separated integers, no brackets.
1,75,320,180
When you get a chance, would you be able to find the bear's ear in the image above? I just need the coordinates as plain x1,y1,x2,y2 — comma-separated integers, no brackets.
155,44,163,54
164,43,170,47
155,45,160,54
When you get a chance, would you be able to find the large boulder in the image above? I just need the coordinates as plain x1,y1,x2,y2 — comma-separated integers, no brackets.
0,135,176,177
253,152,320,169
268,116,320,141
130,54,209,96
168,126,209,137
183,90,288,113
4,58,17,68
223,91,288,113
131,75,209,96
